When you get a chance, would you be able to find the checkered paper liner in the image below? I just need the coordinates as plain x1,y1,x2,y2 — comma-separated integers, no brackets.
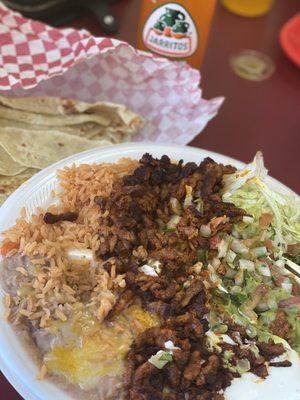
0,3,223,144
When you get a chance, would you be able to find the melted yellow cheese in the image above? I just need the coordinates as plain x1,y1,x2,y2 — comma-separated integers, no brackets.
44,305,159,389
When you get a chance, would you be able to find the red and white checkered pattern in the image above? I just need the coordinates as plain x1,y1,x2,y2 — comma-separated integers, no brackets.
0,3,223,144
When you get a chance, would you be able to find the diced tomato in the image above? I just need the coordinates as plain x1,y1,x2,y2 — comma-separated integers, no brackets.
209,235,221,249
275,276,285,287
279,296,300,308
264,239,274,252
1,242,18,256
259,213,273,229
292,283,300,296
251,284,269,309
269,265,285,287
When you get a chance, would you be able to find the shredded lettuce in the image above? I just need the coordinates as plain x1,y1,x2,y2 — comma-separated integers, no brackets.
256,329,291,349
286,308,300,354
258,310,277,326
208,153,300,356
222,151,268,194
223,152,300,257
266,287,291,306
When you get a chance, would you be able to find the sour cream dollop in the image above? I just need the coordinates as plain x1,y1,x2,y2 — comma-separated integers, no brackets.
225,349,300,400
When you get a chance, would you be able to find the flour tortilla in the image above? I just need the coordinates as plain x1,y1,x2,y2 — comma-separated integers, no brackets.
0,118,104,139
0,128,112,170
0,168,38,205
0,145,26,176
69,101,145,133
0,96,144,134
0,95,69,115
0,118,131,143
0,106,110,127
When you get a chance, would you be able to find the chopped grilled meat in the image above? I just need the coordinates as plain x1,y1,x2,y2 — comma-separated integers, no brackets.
43,211,78,224
269,360,292,367
257,341,285,361
251,364,268,379
125,311,233,400
90,154,291,399
95,154,244,266
270,310,291,341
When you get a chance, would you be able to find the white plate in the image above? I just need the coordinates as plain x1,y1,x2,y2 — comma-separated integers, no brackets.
0,143,297,400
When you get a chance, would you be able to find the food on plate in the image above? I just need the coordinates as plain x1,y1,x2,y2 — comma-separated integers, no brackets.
0,95,144,204
1,152,299,400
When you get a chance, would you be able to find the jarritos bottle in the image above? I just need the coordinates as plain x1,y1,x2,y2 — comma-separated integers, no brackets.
137,0,217,68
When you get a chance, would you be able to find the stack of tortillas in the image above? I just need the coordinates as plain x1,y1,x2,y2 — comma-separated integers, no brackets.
0,95,144,204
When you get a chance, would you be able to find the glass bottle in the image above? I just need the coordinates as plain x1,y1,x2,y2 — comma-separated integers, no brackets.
137,0,217,68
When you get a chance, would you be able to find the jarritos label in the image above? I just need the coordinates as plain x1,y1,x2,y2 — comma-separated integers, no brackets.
142,3,198,58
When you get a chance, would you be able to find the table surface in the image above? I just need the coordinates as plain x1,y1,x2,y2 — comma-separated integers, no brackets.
1,0,300,398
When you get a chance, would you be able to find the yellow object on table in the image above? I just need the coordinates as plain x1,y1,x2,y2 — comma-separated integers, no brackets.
221,0,274,17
